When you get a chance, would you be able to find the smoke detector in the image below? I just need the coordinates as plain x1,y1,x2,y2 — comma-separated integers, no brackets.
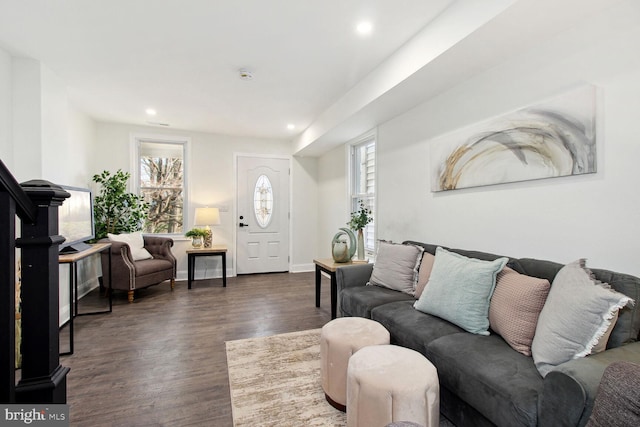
238,68,254,81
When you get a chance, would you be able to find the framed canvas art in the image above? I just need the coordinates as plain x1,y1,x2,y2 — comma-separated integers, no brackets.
430,85,597,192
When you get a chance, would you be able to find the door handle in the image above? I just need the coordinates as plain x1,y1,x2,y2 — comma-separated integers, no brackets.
239,223,249,227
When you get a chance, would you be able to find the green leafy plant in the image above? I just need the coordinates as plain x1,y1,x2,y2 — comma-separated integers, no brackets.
348,201,373,231
92,170,149,240
185,228,208,238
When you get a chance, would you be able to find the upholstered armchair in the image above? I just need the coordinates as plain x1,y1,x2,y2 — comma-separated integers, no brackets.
100,235,176,303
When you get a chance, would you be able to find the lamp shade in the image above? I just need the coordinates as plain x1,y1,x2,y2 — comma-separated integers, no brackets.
195,207,221,226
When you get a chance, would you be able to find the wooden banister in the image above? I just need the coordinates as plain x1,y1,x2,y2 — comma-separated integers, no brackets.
0,158,36,224
0,158,70,404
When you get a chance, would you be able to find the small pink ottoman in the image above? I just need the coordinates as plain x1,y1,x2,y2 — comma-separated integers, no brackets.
320,317,390,411
347,345,439,427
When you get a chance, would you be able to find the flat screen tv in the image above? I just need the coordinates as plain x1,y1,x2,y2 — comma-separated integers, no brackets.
58,185,95,254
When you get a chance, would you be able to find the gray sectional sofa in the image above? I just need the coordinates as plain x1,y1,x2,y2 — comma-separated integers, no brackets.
336,241,640,427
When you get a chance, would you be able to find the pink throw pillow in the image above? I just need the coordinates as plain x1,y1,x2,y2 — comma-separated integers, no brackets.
489,267,550,356
414,252,435,299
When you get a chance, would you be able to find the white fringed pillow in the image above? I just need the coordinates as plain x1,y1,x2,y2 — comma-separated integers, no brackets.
531,259,633,377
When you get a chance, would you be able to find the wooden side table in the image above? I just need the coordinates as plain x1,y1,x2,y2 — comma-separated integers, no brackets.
58,242,112,356
187,245,227,289
314,258,359,320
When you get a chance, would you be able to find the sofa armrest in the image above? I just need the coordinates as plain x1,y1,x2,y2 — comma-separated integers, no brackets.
99,238,135,264
538,341,640,427
336,264,373,293
98,238,136,291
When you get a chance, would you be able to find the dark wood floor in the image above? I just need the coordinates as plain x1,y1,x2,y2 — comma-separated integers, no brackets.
59,272,332,426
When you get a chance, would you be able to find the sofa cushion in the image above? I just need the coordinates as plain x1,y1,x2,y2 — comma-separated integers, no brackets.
135,258,174,276
368,241,424,295
340,285,414,318
531,259,633,377
108,231,153,261
414,247,508,335
589,268,640,348
427,333,543,427
489,267,550,356
370,300,465,354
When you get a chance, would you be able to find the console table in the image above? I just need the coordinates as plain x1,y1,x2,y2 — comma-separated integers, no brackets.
59,242,112,355
314,258,366,320
187,245,227,289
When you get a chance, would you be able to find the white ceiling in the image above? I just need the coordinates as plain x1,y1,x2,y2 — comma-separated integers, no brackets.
0,0,628,156
0,0,455,140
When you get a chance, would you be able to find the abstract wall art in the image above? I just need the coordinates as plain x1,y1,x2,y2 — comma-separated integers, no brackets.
430,85,597,192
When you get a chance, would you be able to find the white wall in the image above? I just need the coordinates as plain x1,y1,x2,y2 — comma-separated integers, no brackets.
93,122,318,278
0,47,11,167
11,58,42,183
315,144,349,259
8,56,96,187
291,156,319,272
372,2,640,276
66,104,96,187
39,65,69,185
1,52,99,324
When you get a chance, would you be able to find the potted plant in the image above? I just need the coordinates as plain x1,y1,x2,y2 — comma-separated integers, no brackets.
92,170,148,240
185,228,208,248
348,201,373,260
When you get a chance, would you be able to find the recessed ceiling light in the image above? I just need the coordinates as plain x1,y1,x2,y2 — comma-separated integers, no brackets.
145,108,157,116
356,21,373,35
238,68,253,80
287,124,295,130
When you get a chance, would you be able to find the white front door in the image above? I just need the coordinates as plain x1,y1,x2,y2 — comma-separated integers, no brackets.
236,155,290,274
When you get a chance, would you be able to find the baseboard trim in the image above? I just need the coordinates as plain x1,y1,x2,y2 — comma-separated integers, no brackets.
291,263,314,273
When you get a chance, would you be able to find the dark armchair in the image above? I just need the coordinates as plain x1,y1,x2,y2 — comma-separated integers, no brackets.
100,236,176,303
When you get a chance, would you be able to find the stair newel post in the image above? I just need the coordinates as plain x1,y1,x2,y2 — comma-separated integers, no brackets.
0,191,17,403
15,180,70,403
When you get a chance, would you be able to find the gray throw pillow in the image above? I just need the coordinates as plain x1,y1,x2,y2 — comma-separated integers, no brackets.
368,241,424,295
531,259,633,377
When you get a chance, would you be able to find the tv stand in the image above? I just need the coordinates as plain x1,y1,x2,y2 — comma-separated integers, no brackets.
59,241,92,254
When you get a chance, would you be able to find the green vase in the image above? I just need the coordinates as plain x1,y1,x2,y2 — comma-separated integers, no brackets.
331,228,356,262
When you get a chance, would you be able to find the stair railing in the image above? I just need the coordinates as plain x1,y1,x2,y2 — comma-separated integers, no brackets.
1,158,70,403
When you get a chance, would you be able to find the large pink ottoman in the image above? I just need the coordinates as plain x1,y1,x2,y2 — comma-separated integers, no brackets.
347,345,439,427
320,317,390,411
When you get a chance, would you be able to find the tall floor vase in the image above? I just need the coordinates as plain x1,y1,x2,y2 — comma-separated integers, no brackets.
357,229,365,260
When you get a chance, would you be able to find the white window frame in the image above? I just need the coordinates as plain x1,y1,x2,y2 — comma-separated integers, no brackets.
130,133,191,236
348,129,376,257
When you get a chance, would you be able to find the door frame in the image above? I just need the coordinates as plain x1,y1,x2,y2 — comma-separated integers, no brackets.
233,153,293,276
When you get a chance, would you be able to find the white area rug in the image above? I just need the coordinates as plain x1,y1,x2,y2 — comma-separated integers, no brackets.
226,328,455,427
226,329,346,426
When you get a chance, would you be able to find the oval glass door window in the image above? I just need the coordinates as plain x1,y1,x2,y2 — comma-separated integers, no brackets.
254,174,274,228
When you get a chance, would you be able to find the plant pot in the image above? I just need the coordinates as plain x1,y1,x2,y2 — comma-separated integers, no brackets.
191,236,204,248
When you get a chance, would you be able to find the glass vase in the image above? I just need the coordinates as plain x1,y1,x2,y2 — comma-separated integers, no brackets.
192,236,203,248
357,229,365,260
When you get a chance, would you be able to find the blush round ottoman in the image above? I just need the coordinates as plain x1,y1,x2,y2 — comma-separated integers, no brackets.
320,317,390,411
347,345,439,427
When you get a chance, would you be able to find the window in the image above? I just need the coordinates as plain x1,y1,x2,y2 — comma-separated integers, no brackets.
134,137,188,234
350,133,376,254
253,174,274,228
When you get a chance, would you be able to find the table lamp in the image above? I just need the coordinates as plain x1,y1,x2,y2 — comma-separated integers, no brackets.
195,207,221,248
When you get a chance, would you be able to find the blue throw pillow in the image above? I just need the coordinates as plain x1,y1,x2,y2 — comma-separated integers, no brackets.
414,247,508,335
